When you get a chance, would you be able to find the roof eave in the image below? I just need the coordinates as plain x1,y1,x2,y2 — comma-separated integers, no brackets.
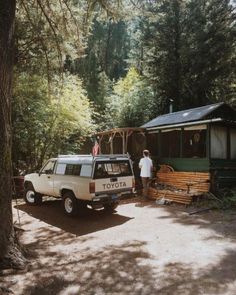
146,118,224,131
95,127,145,136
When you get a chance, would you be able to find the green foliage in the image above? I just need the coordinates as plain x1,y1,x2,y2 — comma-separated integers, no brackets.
216,188,236,210
12,0,236,170
16,0,128,75
13,0,131,171
105,68,156,128
12,73,95,171
129,0,236,114
182,0,236,107
16,0,89,75
142,0,183,112
66,19,130,108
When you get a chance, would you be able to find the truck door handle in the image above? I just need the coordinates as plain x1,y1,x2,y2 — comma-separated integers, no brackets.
47,176,51,179
111,177,117,182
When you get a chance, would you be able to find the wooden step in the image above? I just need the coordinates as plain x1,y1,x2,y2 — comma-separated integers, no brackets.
148,187,204,205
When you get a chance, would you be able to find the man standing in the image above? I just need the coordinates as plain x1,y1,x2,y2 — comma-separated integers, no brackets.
139,150,153,198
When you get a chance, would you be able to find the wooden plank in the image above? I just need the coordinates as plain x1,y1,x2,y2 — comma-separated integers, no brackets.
156,171,210,193
148,170,210,204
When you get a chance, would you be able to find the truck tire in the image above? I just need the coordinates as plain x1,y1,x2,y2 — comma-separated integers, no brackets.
62,191,78,216
24,184,42,205
104,201,119,213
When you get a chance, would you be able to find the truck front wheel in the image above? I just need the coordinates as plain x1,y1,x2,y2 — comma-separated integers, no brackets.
24,185,42,205
62,192,78,216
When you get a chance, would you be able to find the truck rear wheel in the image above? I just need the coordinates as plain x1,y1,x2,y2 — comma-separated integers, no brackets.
62,192,78,216
24,184,42,205
104,201,119,213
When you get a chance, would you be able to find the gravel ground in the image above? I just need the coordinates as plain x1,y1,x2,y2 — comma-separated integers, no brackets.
1,197,236,295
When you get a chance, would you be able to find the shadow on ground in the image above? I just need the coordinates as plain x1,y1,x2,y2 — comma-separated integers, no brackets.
156,204,236,241
121,195,158,208
122,195,236,242
15,200,133,237
2,241,236,295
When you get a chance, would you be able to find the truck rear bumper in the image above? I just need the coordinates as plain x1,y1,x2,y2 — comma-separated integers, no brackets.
91,189,133,204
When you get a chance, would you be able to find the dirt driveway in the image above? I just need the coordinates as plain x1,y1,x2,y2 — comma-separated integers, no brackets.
1,197,236,295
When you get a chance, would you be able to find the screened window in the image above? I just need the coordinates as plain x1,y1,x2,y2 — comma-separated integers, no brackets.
230,128,236,159
211,126,227,159
183,126,206,158
161,129,181,158
147,133,159,157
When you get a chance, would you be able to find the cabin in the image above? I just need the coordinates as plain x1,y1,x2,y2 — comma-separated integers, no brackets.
142,102,236,189
95,102,236,189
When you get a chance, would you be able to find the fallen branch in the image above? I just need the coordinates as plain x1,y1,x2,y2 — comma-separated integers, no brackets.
189,207,214,215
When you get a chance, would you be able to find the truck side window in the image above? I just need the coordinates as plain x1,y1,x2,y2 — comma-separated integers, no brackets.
55,163,66,175
80,165,92,177
65,164,81,176
72,164,81,176
41,160,55,174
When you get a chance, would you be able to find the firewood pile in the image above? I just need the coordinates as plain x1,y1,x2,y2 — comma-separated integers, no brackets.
148,171,210,205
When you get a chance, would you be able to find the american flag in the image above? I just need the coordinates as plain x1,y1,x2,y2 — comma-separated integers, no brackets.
92,140,100,156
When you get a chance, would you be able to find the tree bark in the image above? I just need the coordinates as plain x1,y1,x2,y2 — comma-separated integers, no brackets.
0,0,26,269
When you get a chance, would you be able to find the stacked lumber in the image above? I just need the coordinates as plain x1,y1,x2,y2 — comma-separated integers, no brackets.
148,171,210,205
156,171,210,193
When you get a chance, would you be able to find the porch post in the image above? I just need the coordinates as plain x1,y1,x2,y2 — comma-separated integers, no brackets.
206,124,210,158
110,132,115,154
122,131,125,154
98,135,103,154
180,128,183,158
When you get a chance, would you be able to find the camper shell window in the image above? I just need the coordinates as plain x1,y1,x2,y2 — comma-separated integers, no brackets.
94,160,132,179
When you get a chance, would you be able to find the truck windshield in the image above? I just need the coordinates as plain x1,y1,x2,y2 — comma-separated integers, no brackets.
94,160,132,179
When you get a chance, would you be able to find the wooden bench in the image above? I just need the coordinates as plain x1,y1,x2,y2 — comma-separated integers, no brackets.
148,170,210,205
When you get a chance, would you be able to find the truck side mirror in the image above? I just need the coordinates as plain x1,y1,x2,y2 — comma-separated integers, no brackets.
45,169,52,174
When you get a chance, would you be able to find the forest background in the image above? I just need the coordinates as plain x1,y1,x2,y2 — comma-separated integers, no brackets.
13,0,236,172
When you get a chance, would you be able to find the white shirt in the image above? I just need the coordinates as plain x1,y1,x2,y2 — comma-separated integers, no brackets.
139,157,153,177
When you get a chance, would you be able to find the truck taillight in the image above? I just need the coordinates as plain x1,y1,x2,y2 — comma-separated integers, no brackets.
89,182,95,193
132,178,135,188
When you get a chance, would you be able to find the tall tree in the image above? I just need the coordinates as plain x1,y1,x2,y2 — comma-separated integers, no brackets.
142,0,184,113
0,0,26,268
66,19,130,108
134,0,235,114
105,67,155,128
182,0,236,107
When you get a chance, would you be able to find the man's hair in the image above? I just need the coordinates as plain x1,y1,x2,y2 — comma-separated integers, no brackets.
143,150,150,157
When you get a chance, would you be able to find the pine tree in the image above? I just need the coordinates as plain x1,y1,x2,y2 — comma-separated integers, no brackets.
140,0,235,112
141,0,184,113
182,0,236,107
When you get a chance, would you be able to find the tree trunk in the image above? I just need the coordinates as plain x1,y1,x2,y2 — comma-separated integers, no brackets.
0,0,26,269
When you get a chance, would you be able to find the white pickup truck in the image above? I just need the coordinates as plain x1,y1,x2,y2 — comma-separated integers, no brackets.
24,154,135,215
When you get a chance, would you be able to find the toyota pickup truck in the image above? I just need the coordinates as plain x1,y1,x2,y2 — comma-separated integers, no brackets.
24,154,135,215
